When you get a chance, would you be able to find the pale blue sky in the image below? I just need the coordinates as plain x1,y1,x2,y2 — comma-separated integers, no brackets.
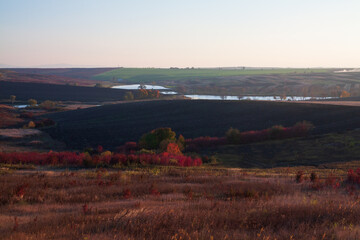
0,0,359,68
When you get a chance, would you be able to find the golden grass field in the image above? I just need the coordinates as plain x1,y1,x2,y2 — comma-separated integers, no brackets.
1,165,360,240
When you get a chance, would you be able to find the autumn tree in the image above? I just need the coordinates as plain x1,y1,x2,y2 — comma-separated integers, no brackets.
340,90,351,98
177,134,186,151
166,143,182,155
123,92,134,101
39,100,57,110
28,99,37,107
10,95,16,104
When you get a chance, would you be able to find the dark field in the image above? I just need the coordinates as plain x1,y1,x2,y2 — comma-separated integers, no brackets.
44,100,360,150
0,69,102,86
0,81,129,102
8,68,115,81
204,130,360,168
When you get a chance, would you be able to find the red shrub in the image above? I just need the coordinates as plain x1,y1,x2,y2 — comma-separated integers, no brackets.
347,168,360,184
166,143,182,155
296,171,304,183
0,151,202,167
123,189,132,199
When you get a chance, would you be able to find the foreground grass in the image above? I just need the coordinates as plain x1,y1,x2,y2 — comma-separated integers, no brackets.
1,166,360,239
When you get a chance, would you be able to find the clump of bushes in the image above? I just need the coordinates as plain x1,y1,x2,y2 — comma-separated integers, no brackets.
25,118,55,128
226,121,314,145
0,151,202,167
347,168,360,185
139,128,185,153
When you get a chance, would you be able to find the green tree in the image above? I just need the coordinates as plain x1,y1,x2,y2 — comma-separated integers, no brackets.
139,128,176,150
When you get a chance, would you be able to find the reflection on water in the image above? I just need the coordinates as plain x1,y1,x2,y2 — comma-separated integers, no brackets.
185,95,336,101
111,84,337,101
13,105,29,108
112,84,169,90
161,91,178,95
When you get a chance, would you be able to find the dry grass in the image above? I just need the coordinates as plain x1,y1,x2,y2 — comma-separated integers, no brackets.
1,167,360,239
0,129,42,139
0,105,23,128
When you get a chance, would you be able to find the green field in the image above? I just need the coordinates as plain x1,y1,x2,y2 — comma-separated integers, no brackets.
92,67,332,83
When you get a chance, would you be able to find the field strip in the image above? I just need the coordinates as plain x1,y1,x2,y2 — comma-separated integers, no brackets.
290,101,360,107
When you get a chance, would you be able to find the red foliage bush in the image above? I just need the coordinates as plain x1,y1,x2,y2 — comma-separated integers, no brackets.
166,143,182,155
185,121,314,151
296,171,304,183
0,151,202,167
123,189,132,199
347,168,360,184
226,121,314,145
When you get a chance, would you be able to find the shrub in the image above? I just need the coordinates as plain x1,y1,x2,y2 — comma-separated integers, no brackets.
296,171,304,183
177,134,186,151
28,99,37,107
226,127,241,144
139,128,176,150
19,112,33,119
123,92,134,101
97,145,104,153
310,172,318,182
0,151,202,167
224,121,315,146
347,168,360,184
39,100,58,110
268,125,285,139
27,121,36,128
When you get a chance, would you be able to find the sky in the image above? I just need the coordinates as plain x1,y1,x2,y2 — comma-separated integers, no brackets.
0,0,359,68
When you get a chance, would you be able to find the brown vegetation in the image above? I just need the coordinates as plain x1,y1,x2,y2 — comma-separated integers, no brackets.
1,167,360,239
0,104,23,128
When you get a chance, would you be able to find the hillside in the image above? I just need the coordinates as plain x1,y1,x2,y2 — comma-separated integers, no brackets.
0,69,101,86
44,100,360,150
7,68,114,81
0,81,130,102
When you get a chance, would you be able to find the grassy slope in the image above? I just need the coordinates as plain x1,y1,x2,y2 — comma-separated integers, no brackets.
44,100,360,150
206,130,360,168
93,68,332,82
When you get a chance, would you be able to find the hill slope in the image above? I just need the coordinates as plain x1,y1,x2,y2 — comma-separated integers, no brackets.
44,100,360,149
0,81,129,102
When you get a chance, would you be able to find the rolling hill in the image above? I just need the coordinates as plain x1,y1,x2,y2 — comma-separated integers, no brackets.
44,100,360,150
